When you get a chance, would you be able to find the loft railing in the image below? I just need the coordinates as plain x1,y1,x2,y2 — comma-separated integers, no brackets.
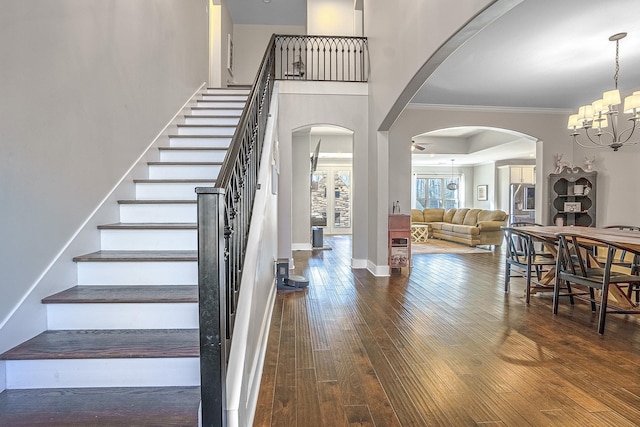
275,34,369,82
196,33,368,426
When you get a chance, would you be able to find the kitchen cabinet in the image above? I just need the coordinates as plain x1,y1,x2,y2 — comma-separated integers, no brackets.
510,166,535,184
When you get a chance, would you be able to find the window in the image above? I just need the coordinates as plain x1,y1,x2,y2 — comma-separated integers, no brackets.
414,176,459,210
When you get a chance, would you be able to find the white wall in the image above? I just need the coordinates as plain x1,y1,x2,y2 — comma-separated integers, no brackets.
473,163,496,210
0,0,208,351
292,132,312,250
226,91,279,427
572,144,640,227
209,0,234,87
307,0,356,35
233,24,306,84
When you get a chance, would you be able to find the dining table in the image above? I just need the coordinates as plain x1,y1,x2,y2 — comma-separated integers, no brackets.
516,225,640,309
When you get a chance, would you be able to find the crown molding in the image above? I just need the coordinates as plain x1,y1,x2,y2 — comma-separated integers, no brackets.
406,103,572,115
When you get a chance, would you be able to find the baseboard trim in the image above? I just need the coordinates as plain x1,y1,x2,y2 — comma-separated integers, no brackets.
292,243,312,251
367,260,390,277
351,258,367,269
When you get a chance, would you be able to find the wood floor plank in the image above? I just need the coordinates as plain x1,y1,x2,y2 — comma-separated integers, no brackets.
254,236,640,426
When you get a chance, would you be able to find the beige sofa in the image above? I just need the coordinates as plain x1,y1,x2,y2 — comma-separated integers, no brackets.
411,208,508,247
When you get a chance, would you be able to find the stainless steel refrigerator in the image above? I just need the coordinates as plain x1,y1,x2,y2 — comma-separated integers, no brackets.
510,183,535,224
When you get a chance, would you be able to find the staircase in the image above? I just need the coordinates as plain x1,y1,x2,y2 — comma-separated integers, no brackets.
0,87,249,426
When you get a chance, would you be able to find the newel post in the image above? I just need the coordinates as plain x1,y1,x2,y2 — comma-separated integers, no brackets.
196,187,227,427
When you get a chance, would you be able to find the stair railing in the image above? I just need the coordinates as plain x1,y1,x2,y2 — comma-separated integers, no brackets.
196,34,368,426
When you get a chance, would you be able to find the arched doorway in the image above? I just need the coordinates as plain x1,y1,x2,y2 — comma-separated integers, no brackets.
410,126,539,223
291,125,354,250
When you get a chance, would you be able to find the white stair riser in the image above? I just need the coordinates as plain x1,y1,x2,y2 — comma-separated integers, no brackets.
5,358,199,389
119,203,196,223
135,182,207,200
100,229,196,251
177,126,235,136
200,95,247,102
169,136,231,148
196,101,245,108
77,261,197,285
47,303,198,330
159,150,227,163
148,164,220,180
205,88,249,95
190,109,242,117
184,116,239,125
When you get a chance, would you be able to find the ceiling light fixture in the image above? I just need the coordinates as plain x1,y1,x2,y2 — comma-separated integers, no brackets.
567,32,640,151
447,159,458,191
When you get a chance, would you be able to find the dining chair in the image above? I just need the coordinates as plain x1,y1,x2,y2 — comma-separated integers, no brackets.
553,232,640,334
603,225,640,302
503,226,558,303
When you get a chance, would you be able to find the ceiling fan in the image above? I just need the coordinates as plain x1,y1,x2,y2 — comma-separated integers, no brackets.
411,140,428,151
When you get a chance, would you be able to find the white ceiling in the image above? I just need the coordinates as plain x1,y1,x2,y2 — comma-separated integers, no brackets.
228,0,640,165
227,0,306,26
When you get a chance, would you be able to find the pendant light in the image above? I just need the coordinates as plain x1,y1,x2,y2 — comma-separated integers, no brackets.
446,159,458,191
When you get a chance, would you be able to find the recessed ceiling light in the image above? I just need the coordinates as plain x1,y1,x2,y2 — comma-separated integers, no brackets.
263,0,271,3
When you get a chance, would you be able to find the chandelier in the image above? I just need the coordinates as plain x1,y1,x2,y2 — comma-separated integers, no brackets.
446,159,458,191
567,32,640,151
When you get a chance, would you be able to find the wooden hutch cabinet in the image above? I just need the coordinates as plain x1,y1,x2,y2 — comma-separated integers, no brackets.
388,214,411,269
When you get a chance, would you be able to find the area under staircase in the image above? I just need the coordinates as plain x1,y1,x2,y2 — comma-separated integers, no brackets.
0,87,250,426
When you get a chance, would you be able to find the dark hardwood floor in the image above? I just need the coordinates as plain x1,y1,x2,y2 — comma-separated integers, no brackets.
254,235,640,426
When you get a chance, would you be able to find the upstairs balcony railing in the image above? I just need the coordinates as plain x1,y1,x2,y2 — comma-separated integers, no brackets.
196,33,368,427
274,34,369,82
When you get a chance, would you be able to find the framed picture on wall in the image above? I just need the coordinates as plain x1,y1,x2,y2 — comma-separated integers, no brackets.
227,34,234,75
477,185,488,201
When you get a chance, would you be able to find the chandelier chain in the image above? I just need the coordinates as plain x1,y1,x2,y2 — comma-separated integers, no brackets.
614,38,620,89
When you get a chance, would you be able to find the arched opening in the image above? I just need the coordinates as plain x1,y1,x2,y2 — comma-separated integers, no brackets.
291,124,354,250
410,126,539,224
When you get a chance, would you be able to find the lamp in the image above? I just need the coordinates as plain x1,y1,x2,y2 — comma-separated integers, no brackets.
568,32,640,151
446,159,458,191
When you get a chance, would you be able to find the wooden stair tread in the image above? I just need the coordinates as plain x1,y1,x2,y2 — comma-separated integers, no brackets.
132,178,216,183
97,223,197,230
176,124,235,128
42,285,198,304
197,99,244,102
183,114,240,118
169,134,231,138
0,329,199,360
72,250,197,262
117,199,196,204
147,161,223,166
190,106,243,110
158,146,228,151
0,386,200,427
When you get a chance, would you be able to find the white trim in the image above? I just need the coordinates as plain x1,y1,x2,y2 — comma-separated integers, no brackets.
0,83,207,332
351,258,367,269
406,103,572,115
367,260,390,277
1,361,6,392
278,81,368,96
292,243,313,251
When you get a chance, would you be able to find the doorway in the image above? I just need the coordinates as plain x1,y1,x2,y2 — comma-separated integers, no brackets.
311,167,352,235
291,125,353,249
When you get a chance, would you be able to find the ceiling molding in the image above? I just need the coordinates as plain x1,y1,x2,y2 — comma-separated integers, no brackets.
406,103,572,115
